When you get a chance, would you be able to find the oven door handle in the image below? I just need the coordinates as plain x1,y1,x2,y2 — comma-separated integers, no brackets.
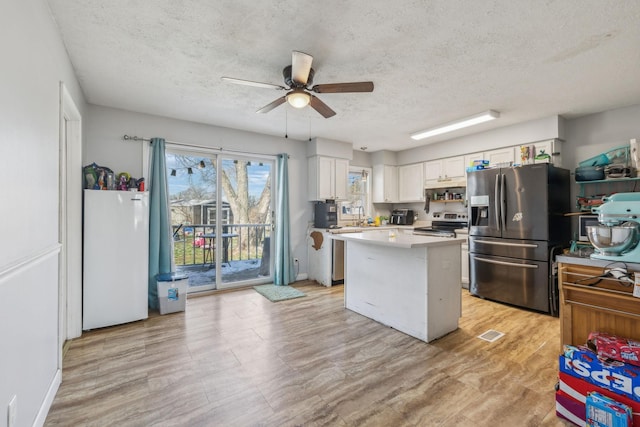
473,239,538,248
472,255,538,269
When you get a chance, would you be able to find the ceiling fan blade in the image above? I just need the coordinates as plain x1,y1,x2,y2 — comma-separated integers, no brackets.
291,51,313,86
309,95,336,118
221,77,286,90
311,82,374,93
256,96,287,114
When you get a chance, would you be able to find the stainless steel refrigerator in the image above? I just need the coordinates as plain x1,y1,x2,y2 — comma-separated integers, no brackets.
467,163,570,315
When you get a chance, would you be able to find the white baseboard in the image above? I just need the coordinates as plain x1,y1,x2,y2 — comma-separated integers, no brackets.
34,368,61,427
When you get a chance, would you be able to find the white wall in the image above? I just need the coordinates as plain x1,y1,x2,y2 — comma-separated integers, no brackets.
0,0,86,426
84,105,312,275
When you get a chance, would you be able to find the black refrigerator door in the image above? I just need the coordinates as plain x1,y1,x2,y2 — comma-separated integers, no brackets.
468,168,501,238
501,164,550,241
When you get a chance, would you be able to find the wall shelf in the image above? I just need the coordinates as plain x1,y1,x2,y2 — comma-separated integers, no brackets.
576,177,640,203
431,200,464,203
576,177,640,185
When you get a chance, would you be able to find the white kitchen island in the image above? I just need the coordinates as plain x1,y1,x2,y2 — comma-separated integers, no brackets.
332,230,465,343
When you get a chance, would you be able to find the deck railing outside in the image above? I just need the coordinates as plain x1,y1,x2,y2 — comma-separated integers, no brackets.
172,223,270,266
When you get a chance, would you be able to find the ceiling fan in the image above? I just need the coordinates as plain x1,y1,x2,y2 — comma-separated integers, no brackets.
221,51,374,118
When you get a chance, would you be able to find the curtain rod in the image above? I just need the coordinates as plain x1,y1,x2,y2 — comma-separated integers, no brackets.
123,135,287,158
124,135,222,151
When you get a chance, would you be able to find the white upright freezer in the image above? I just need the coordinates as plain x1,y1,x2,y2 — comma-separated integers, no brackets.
83,190,149,330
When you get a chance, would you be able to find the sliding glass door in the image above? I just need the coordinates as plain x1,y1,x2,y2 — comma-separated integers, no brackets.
166,147,274,292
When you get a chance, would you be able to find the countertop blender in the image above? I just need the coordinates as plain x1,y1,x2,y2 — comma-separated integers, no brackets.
588,192,640,262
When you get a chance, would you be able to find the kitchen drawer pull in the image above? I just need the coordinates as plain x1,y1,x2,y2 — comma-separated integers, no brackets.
565,299,640,319
473,256,538,269
473,239,538,248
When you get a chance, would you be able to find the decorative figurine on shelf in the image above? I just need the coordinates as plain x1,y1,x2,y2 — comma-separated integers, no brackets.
97,169,106,190
118,175,128,191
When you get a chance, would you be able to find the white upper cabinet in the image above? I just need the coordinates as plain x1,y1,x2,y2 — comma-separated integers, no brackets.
424,156,465,187
442,156,465,179
424,160,442,182
398,163,425,202
333,158,349,200
464,152,484,173
485,147,516,167
372,164,398,203
308,156,349,201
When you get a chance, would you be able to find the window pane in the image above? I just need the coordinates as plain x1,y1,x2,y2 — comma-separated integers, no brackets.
341,169,370,218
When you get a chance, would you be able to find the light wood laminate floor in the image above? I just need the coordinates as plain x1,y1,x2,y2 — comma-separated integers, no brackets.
45,281,572,426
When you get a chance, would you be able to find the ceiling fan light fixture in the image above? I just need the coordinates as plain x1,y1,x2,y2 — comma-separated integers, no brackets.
411,110,500,141
287,90,311,108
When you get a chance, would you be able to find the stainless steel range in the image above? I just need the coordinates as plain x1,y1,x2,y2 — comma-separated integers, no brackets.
413,212,468,237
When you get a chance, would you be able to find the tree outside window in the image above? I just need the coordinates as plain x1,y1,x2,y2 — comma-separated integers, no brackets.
340,168,371,223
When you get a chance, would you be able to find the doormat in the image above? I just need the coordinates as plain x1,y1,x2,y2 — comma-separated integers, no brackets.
253,284,306,302
478,329,505,342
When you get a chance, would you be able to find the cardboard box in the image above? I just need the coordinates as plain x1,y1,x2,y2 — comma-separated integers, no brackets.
588,331,640,367
555,389,585,426
586,392,632,427
557,372,640,426
561,345,640,402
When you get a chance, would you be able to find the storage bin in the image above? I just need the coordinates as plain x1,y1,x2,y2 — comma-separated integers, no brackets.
156,272,189,315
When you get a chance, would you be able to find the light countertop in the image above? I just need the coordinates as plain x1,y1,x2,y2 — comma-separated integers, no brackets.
324,225,413,234
331,229,465,249
557,254,640,270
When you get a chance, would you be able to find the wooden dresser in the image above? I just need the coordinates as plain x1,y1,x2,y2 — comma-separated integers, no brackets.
557,255,640,350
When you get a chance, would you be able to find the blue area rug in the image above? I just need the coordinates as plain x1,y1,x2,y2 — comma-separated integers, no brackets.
253,284,306,302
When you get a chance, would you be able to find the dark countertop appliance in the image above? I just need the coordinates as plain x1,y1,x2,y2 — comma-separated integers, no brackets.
390,209,414,225
467,163,570,316
314,201,338,228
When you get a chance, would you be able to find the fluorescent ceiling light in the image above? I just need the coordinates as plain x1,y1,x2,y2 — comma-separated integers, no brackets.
410,110,500,141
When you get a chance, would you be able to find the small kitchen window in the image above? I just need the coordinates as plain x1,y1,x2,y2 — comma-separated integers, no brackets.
339,167,371,223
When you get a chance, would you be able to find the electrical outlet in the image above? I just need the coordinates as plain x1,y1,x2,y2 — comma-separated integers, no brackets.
8,395,17,427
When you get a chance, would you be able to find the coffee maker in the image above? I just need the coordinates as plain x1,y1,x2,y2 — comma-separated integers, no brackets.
390,209,414,225
314,201,338,228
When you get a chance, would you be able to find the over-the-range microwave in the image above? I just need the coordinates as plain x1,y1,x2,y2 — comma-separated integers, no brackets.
578,214,599,242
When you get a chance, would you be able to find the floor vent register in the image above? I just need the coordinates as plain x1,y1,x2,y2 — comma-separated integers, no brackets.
478,329,505,342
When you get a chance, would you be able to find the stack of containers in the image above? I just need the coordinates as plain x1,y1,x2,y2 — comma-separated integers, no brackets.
556,331,639,426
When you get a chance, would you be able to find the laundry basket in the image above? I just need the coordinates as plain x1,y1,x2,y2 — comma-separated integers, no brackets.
156,272,189,315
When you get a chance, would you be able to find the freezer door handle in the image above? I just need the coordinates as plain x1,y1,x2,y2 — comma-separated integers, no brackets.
472,255,539,269
500,174,506,230
473,239,538,248
494,174,501,230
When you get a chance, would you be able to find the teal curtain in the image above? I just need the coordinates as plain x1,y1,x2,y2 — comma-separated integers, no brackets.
274,154,295,285
148,138,173,309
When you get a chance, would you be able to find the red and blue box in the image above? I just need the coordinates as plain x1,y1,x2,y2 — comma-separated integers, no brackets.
589,332,640,368
560,345,640,402
556,372,639,426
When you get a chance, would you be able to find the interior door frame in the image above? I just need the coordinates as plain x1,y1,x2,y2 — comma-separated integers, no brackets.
58,83,83,367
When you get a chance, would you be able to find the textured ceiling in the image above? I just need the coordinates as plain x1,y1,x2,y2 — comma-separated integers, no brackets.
46,0,640,152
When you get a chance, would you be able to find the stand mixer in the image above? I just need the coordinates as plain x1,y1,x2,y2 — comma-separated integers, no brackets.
589,192,640,262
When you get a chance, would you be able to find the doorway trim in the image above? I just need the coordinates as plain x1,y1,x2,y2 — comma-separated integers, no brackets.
58,83,82,368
